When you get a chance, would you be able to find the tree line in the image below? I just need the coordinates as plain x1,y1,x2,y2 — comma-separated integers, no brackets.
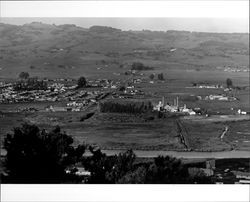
131,62,154,71
99,101,153,114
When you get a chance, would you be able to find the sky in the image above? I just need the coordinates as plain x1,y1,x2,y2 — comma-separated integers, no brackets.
1,17,249,33
0,1,249,33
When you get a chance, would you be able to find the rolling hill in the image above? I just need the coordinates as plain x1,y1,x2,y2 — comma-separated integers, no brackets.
0,22,249,78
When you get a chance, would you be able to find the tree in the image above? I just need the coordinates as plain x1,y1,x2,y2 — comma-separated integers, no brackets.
119,86,126,92
82,149,213,184
157,73,164,80
226,78,233,88
131,62,153,71
145,156,188,183
83,149,137,184
14,78,48,91
83,147,115,183
105,149,136,183
77,76,87,88
3,124,85,183
19,72,29,80
149,74,154,80
118,166,147,184
132,62,144,70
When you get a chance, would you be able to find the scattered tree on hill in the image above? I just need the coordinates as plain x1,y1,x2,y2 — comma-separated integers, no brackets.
19,72,30,80
3,124,85,183
226,78,233,88
157,73,164,80
149,74,154,80
77,76,87,88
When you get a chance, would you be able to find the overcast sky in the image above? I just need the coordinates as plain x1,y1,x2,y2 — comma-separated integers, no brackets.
0,1,249,33
1,17,248,33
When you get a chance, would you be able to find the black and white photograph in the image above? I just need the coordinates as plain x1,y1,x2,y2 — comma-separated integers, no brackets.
0,0,249,201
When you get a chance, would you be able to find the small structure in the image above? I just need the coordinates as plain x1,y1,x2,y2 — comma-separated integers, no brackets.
188,167,214,177
46,105,66,112
205,94,236,101
153,97,196,115
206,159,216,170
237,109,247,115
234,171,250,180
75,167,91,176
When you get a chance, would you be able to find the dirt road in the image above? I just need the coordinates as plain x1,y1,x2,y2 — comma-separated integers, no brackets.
182,115,250,123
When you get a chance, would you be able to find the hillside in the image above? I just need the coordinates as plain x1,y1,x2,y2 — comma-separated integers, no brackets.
0,22,249,78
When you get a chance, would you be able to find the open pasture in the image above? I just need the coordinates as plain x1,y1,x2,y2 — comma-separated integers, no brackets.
1,109,249,152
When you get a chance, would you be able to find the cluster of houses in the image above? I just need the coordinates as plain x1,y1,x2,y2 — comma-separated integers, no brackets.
197,84,222,89
45,91,109,112
0,78,111,104
112,81,146,99
237,109,247,115
186,82,224,89
0,81,76,103
132,78,143,84
204,94,237,101
233,171,250,184
216,168,250,184
224,66,249,73
153,96,196,115
88,79,121,89
0,82,12,88
46,101,89,112
188,160,215,179
188,159,250,184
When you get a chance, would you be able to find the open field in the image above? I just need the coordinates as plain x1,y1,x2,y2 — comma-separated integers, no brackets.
1,67,249,153
1,110,250,153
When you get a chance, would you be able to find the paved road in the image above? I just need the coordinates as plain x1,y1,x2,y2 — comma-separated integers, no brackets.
95,150,250,159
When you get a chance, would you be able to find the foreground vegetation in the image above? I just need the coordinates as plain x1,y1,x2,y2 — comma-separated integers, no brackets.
1,124,213,184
